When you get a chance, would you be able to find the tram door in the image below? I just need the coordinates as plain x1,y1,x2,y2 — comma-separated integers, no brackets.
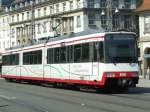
91,42,104,78
91,42,99,76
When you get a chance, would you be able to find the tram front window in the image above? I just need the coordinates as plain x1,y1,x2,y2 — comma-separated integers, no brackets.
105,34,137,63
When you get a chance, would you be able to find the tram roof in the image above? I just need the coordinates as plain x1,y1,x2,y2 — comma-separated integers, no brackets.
5,30,136,52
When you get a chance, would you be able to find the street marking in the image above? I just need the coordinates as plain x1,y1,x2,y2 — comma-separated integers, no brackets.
0,95,16,100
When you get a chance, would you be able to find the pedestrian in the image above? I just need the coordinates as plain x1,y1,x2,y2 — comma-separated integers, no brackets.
147,67,150,80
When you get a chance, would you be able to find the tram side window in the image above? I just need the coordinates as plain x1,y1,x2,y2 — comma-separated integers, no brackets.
2,56,10,65
82,43,90,62
2,54,19,65
23,50,42,65
12,54,19,65
74,44,82,63
54,47,60,63
37,50,42,64
47,48,54,64
93,42,104,62
46,42,103,64
67,45,74,63
60,47,67,63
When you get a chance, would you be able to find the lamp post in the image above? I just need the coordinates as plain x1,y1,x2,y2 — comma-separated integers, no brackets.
101,0,119,32
106,0,113,32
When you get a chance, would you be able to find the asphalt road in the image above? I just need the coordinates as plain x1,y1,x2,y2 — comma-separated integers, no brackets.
0,79,150,112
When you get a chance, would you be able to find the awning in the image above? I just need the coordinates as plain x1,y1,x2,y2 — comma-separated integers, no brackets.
144,54,150,58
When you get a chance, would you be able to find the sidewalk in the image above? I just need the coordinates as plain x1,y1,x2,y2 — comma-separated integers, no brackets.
138,78,150,88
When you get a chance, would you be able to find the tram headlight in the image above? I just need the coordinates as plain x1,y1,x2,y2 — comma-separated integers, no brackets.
106,72,115,78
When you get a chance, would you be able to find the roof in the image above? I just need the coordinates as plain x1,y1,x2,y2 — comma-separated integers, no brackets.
136,0,150,12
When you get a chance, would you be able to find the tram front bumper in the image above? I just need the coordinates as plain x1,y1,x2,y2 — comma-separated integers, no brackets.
105,77,139,88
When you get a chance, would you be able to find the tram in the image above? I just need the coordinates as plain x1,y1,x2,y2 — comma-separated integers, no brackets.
1,31,139,91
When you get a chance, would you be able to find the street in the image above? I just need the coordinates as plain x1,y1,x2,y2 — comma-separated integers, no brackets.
0,78,150,112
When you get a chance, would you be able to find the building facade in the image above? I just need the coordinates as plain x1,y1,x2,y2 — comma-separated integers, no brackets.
0,13,11,52
0,0,13,52
2,0,139,46
136,0,150,79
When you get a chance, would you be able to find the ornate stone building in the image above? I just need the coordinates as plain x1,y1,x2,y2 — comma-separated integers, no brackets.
2,0,139,46
136,0,150,78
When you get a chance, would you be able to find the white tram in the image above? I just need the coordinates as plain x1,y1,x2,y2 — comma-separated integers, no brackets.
1,32,139,90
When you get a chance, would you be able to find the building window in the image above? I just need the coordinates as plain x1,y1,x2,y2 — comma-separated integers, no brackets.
37,23,41,34
56,4,59,13
70,1,73,10
63,20,67,33
113,15,119,29
22,39,25,44
36,0,41,4
18,40,20,45
49,22,52,32
3,41,5,49
77,16,81,27
69,17,74,32
22,27,25,36
55,19,61,35
124,15,131,29
27,12,30,20
7,17,10,23
100,0,106,8
7,30,10,37
43,22,47,33
27,25,31,35
144,16,150,33
17,14,19,21
124,0,131,9
44,7,47,16
63,2,66,11
12,42,15,47
7,41,9,48
88,0,95,8
50,6,53,14
88,14,96,26
11,28,15,38
38,9,41,17
17,27,20,37
101,15,107,27
3,18,5,24
113,0,119,8
12,15,14,22
22,13,24,21
77,0,81,8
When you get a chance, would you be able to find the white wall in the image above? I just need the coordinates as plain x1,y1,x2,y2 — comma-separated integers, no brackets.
139,13,150,37
0,14,10,52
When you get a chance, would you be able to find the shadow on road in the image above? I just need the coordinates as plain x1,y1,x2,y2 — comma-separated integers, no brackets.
76,87,150,94
127,87,150,94
3,79,150,94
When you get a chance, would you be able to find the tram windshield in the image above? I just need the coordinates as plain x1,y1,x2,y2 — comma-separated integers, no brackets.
104,33,137,63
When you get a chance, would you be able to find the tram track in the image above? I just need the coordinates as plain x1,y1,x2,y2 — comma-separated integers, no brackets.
0,81,150,112
1,80,150,102
0,86,118,112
